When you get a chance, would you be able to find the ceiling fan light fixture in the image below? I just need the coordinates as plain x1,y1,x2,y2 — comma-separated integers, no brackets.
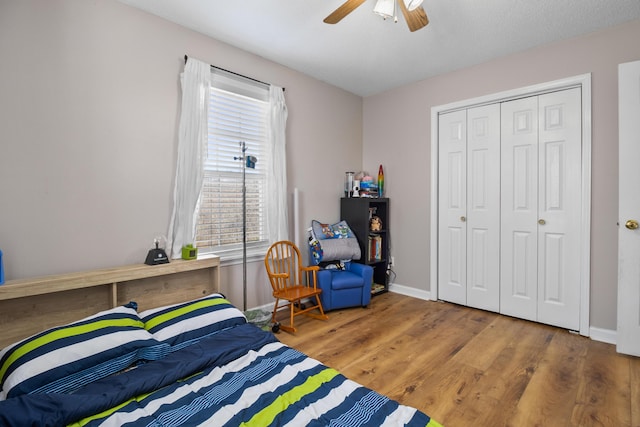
324,0,428,31
403,0,423,11
373,0,395,19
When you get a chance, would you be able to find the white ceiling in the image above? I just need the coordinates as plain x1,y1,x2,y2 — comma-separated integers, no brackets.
118,0,640,97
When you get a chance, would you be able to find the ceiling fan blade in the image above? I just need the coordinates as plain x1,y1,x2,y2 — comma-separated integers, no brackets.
397,1,429,32
324,0,368,24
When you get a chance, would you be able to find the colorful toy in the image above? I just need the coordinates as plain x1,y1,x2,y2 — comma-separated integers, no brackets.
377,164,384,197
309,236,323,264
370,216,382,231
321,224,335,238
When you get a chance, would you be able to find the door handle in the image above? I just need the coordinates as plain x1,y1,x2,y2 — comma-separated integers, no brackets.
538,219,546,225
460,216,466,222
626,219,639,230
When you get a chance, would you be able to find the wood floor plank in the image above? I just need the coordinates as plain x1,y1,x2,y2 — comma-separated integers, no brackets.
275,292,640,427
509,328,589,426
281,294,430,372
409,316,548,425
455,317,555,426
631,357,640,426
414,361,486,423
449,313,526,372
342,306,478,396
572,340,635,426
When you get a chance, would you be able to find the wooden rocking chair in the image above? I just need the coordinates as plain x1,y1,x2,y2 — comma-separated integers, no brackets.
264,240,329,333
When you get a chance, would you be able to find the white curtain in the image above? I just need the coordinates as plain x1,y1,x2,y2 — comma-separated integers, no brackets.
267,86,289,243
167,58,211,258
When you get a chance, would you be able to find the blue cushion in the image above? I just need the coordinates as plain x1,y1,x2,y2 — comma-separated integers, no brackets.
327,270,366,290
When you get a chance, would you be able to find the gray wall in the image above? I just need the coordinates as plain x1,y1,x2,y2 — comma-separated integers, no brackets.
363,19,640,330
0,0,363,308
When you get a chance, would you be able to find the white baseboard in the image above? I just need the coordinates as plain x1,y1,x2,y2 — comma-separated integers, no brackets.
388,282,431,301
589,326,617,345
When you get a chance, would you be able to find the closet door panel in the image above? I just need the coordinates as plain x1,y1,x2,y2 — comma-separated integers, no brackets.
467,104,500,312
501,96,538,322
541,232,565,301
438,110,467,305
536,88,581,330
511,230,537,295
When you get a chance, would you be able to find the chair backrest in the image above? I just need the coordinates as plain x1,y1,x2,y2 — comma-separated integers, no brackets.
264,241,303,293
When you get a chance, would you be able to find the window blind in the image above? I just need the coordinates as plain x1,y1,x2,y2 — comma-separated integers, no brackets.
196,73,270,258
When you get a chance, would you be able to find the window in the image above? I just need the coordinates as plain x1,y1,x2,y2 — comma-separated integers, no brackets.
195,70,270,259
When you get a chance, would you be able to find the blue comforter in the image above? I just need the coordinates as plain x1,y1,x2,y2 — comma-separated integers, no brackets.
0,324,439,427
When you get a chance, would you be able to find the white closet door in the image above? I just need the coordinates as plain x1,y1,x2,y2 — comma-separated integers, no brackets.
501,89,581,329
500,96,539,322
536,88,581,330
466,104,501,312
617,60,640,356
438,109,467,305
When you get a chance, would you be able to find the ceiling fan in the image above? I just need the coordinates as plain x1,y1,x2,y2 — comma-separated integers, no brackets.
324,0,429,32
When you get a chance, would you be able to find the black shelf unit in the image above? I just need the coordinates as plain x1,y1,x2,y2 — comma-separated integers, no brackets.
340,197,389,295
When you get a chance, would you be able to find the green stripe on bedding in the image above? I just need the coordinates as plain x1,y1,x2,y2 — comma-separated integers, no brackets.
240,367,340,427
143,298,229,331
0,317,144,382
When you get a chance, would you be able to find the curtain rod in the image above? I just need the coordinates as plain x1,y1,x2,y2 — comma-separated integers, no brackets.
184,55,284,91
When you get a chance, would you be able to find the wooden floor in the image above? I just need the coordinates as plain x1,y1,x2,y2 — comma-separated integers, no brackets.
275,292,640,427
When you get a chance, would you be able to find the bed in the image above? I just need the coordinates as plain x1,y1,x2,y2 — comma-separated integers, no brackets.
0,261,441,426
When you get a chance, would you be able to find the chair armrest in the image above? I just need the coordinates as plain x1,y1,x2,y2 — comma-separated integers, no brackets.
301,265,320,272
345,262,374,279
347,263,373,306
316,269,333,292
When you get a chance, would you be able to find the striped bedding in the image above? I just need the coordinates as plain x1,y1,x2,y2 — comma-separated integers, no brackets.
0,314,440,426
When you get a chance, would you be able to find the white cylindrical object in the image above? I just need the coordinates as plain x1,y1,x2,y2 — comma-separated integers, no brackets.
374,0,395,18
345,172,354,197
294,188,300,248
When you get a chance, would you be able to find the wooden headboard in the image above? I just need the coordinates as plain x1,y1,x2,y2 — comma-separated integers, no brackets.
0,256,220,349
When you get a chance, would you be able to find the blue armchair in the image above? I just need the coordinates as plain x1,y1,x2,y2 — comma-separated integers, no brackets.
316,262,373,311
308,220,373,311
